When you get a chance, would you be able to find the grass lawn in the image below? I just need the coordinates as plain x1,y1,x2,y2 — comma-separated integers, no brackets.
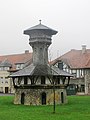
0,95,90,120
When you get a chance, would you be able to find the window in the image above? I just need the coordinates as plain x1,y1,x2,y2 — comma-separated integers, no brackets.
58,62,63,70
75,69,84,78
0,67,9,71
72,70,77,77
4,67,9,70
5,81,8,84
57,61,69,72
81,85,85,92
16,64,24,70
5,77,8,79
0,67,3,71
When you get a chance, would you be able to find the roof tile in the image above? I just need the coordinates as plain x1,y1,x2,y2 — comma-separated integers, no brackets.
52,49,90,69
0,52,32,70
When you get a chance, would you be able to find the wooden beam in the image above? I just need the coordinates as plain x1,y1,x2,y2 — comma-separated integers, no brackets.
14,84,67,89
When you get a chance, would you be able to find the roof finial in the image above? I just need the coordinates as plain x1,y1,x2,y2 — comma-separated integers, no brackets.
39,20,41,24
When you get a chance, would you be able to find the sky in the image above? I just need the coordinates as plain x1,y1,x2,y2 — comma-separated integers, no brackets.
0,0,90,60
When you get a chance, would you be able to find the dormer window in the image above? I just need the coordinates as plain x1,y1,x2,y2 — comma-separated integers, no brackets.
16,63,24,70
58,62,63,70
57,61,69,72
0,59,12,71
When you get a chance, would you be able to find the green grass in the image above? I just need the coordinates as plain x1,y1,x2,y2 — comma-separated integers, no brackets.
0,95,90,120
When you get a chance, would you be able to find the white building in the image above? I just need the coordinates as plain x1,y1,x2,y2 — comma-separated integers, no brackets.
0,51,32,93
51,45,90,95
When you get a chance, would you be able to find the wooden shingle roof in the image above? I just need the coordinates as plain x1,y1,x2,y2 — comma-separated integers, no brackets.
24,23,58,35
10,64,72,77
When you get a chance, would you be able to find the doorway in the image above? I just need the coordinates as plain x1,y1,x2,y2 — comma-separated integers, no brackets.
5,87,9,93
61,92,64,103
41,92,46,105
21,93,25,104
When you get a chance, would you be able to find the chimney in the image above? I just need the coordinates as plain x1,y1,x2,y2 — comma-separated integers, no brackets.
82,45,86,54
25,50,29,54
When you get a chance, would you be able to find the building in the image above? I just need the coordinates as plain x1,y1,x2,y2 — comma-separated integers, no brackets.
10,21,72,105
0,51,32,93
51,45,90,95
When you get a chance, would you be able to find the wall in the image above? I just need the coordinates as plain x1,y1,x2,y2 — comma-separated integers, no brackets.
14,88,67,105
0,71,10,93
85,69,90,94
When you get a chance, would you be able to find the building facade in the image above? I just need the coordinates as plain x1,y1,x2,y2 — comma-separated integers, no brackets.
52,45,90,95
10,21,72,105
1,45,90,95
0,51,32,93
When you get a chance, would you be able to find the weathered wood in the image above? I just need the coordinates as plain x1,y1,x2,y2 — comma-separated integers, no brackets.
14,84,67,89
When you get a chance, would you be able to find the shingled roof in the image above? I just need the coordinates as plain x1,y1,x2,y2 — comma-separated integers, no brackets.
51,48,90,69
24,22,58,35
10,63,72,77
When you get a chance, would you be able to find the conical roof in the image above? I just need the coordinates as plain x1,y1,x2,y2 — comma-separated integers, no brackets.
24,21,58,35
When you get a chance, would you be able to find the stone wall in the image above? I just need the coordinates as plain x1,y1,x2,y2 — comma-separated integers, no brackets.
69,78,85,85
85,69,90,94
14,88,67,105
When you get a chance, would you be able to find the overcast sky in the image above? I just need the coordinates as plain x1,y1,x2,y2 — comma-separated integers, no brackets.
0,0,90,60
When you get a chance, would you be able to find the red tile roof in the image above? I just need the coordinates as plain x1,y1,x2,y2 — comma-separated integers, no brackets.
0,52,32,70
51,49,90,69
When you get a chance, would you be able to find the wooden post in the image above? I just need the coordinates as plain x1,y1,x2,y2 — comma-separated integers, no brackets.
67,77,70,85
12,78,15,87
53,85,55,113
53,77,55,113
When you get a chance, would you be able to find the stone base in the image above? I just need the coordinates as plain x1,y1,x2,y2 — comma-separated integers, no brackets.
14,89,68,105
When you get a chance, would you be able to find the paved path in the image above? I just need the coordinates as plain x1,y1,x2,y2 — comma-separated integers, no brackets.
0,93,14,96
